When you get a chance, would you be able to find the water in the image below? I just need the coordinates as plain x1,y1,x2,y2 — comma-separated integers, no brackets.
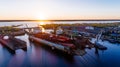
0,21,120,67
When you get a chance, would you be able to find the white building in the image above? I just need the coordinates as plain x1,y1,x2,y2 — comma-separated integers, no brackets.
85,26,94,30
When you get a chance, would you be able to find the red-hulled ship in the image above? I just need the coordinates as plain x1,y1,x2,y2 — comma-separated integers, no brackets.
29,32,76,54
27,26,94,55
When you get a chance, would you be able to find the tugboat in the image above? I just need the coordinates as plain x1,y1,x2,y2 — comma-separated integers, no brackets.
0,35,27,54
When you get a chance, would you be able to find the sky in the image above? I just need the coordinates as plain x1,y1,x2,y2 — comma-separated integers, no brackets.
0,0,120,20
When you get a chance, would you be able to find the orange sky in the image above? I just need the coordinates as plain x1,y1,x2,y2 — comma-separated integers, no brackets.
0,0,120,20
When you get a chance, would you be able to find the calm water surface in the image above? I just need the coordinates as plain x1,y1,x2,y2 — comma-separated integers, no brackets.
0,21,120,67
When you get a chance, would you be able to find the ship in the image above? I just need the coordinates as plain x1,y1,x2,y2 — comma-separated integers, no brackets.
29,32,76,54
27,25,92,55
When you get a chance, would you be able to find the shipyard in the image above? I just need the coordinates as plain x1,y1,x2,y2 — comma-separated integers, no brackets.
0,21,120,67
0,0,120,67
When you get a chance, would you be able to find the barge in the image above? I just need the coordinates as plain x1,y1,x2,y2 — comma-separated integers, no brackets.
0,36,27,53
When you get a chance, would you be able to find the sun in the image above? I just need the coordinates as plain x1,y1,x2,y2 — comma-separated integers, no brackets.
36,14,47,20
39,16,45,20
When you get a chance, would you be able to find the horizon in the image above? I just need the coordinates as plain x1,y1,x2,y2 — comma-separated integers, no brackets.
0,0,120,20
1,19,120,20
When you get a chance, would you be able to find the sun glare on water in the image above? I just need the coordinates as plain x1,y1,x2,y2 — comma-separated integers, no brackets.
39,22,45,25
38,23,45,32
36,13,47,25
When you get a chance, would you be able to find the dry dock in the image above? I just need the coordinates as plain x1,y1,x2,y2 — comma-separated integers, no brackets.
0,36,27,53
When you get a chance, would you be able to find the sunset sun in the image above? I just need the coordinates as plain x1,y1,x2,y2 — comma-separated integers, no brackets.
39,16,45,20
36,13,47,20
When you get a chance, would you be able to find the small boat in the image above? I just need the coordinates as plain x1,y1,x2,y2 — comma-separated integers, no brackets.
103,33,120,44
107,39,117,43
0,36,27,53
94,41,107,50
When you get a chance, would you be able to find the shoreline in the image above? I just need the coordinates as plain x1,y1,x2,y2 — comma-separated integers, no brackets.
0,20,120,22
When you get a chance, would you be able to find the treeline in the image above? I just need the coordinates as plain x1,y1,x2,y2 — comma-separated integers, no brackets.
0,26,22,34
42,22,120,29
0,26,21,31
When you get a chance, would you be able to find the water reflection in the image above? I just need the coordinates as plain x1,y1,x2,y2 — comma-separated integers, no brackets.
8,50,26,67
0,45,4,65
0,34,120,67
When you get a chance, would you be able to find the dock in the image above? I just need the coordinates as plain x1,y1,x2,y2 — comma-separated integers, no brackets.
0,36,27,53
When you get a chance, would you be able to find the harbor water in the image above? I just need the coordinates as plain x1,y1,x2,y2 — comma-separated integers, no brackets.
0,21,120,67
